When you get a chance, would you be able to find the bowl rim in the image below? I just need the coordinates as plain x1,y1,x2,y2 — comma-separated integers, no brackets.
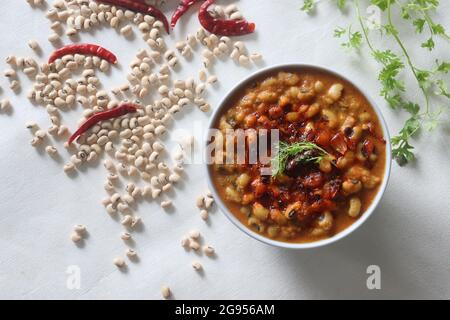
204,63,392,250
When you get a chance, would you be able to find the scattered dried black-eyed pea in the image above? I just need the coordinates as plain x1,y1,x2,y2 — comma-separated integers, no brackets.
189,230,200,239
207,75,218,85
203,245,215,256
121,232,132,241
45,145,58,156
114,257,126,268
28,40,40,52
70,232,82,243
48,33,60,44
250,53,263,62
196,196,204,208
204,196,214,209
63,163,76,174
4,69,16,78
189,240,200,251
0,99,11,112
161,286,171,299
131,217,141,228
192,261,203,271
26,0,45,7
126,249,137,259
25,121,39,130
200,209,209,221
9,80,20,91
121,215,132,226
181,237,190,248
74,224,87,234
13,0,259,289
161,200,172,209
199,69,207,82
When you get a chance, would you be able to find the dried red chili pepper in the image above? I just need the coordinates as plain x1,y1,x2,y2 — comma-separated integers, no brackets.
171,0,199,28
68,103,138,144
48,44,117,64
198,0,256,36
95,0,169,33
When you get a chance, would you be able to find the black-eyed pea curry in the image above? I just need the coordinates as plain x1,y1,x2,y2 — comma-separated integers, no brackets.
210,68,386,243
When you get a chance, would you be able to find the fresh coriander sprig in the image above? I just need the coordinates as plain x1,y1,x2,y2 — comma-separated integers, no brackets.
301,0,450,166
271,141,329,177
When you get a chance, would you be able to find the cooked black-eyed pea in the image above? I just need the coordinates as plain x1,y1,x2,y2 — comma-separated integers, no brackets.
285,112,300,122
236,173,251,189
268,208,287,226
257,90,278,103
336,151,355,169
319,157,332,173
310,227,327,237
359,111,371,122
317,211,334,230
342,179,363,194
240,206,251,217
252,202,269,221
341,116,356,132
304,103,320,119
267,226,280,238
250,53,263,62
327,83,344,102
348,125,363,141
283,202,301,220
362,174,381,189
225,186,241,202
348,197,362,217
248,217,265,233
314,80,325,93
285,86,300,99
278,72,300,86
321,109,338,128
189,240,200,251
356,142,367,161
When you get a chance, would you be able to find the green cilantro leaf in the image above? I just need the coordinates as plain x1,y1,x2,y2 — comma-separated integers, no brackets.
412,19,425,33
421,38,435,50
301,0,315,13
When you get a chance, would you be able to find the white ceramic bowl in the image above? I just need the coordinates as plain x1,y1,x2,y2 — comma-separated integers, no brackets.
205,64,392,249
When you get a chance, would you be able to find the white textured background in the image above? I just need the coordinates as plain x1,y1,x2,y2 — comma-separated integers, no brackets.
0,0,449,299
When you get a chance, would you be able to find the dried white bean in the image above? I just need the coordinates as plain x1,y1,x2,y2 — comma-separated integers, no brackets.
114,257,126,268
